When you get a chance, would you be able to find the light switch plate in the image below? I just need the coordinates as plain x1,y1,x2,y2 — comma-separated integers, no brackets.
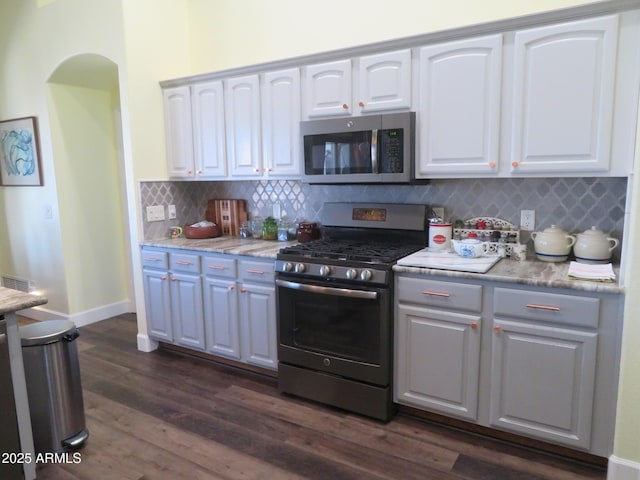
146,205,165,222
168,204,177,220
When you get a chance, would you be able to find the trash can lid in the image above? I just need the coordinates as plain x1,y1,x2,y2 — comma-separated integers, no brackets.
20,320,77,346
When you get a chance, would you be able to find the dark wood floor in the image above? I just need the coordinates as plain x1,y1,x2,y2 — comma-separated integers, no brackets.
31,313,606,480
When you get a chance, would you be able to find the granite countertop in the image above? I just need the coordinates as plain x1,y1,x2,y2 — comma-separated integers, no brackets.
0,287,48,316
141,236,296,259
394,257,624,294
141,238,623,294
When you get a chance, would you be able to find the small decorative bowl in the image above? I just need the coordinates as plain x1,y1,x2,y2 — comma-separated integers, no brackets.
452,239,487,258
184,224,220,239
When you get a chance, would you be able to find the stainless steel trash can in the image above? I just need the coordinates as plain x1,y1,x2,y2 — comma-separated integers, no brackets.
20,320,89,453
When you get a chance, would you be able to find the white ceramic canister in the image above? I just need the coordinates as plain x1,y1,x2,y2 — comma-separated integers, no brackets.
573,226,619,264
429,223,452,250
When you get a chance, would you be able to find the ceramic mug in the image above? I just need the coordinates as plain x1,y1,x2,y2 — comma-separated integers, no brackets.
169,226,183,238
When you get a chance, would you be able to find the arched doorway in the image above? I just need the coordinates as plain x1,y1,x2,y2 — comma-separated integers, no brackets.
46,53,132,324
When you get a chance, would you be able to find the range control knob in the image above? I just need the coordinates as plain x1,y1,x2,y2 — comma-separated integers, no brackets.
360,269,373,281
319,265,332,276
345,268,358,280
283,262,293,272
294,263,307,273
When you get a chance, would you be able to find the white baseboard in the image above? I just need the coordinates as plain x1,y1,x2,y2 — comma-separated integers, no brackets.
608,455,640,480
137,333,158,352
19,299,133,327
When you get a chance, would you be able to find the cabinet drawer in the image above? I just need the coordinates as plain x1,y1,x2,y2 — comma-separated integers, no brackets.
202,255,236,279
494,288,600,328
170,252,201,274
141,249,169,269
238,259,275,284
397,276,482,312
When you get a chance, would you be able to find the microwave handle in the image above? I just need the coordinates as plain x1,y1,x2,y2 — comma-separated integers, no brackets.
371,129,378,174
276,279,378,300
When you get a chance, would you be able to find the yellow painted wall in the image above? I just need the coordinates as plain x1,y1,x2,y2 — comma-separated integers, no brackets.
188,0,606,73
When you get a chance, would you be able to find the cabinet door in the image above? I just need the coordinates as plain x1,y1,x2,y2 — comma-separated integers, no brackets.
203,277,240,359
417,35,502,176
396,304,481,420
225,75,262,177
490,319,597,449
239,282,277,370
304,59,352,118
262,68,301,176
192,81,227,178
170,272,205,350
142,268,172,341
358,49,412,113
508,15,618,174
163,86,195,179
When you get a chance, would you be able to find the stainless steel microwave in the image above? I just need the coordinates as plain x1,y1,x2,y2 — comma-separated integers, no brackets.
301,112,415,184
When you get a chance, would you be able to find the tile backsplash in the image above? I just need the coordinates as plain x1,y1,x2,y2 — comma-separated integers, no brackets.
140,177,626,260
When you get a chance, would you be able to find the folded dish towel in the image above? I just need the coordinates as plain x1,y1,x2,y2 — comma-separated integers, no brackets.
567,261,616,282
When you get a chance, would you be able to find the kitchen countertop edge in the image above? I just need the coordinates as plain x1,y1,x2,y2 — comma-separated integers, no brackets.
0,287,48,316
394,258,624,294
141,236,296,259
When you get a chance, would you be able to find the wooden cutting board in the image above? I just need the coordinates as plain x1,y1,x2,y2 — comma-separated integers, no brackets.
205,199,248,236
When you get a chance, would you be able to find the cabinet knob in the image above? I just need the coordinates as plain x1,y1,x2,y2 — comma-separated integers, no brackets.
187,170,193,174
358,101,365,108
488,162,496,169
493,326,502,334
160,276,167,281
240,288,247,293
511,161,519,168
342,103,349,110
196,170,203,174
471,323,478,330
228,285,235,291
254,168,260,173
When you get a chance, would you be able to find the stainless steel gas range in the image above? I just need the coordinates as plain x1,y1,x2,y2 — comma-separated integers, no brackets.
275,202,428,421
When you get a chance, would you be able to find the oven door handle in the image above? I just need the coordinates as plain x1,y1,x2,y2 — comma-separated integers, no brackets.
275,279,378,300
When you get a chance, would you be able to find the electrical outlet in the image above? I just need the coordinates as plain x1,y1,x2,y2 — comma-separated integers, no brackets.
272,202,281,219
432,207,445,220
146,205,165,222
520,210,535,230
168,204,177,220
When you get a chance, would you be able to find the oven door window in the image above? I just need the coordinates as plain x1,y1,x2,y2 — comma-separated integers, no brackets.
304,131,374,176
278,280,386,364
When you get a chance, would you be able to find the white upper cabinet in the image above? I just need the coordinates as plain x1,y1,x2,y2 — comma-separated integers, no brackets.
163,86,195,179
416,35,503,177
304,59,352,117
304,50,412,118
507,15,619,174
358,49,412,113
261,68,302,177
225,74,262,177
192,81,227,178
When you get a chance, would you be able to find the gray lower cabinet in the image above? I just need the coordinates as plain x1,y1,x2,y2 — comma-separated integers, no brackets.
169,252,205,350
238,258,278,370
395,273,623,456
395,276,482,420
141,247,278,370
203,255,240,359
142,249,172,341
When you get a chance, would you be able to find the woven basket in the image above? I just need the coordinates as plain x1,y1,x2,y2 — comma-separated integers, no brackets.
184,224,220,239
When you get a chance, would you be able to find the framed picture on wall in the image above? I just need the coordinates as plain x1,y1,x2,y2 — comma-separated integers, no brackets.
0,116,43,186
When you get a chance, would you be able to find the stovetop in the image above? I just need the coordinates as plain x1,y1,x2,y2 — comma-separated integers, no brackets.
278,238,424,264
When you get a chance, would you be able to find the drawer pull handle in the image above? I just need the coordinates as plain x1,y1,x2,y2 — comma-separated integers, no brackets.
422,290,450,298
247,269,265,275
175,261,193,266
144,257,162,262
493,326,502,334
207,265,227,270
526,303,560,312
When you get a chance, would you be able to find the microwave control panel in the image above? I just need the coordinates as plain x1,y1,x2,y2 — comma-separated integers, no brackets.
379,129,404,173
